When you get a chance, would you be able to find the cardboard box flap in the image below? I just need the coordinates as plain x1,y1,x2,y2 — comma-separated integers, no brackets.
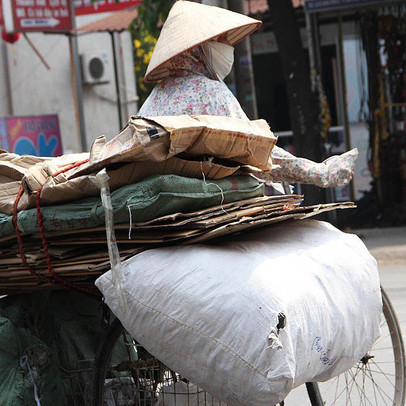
71,115,276,179
152,115,276,170
72,118,171,178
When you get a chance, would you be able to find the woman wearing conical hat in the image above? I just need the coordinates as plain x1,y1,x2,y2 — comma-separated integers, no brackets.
139,0,356,188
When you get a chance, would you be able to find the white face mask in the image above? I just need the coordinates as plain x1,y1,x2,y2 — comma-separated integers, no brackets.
203,41,234,80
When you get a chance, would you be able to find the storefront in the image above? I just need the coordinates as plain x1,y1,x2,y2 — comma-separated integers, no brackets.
248,0,405,225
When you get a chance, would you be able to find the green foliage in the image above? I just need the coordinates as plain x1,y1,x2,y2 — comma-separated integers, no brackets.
130,0,173,106
134,0,173,37
132,30,157,106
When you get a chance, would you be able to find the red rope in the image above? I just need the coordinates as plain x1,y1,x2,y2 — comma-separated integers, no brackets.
35,185,100,298
13,185,49,283
13,158,100,299
51,158,89,177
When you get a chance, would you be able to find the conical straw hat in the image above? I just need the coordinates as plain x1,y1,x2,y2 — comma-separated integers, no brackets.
144,0,262,83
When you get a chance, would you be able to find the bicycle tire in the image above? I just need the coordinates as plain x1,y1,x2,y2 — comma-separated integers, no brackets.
92,318,124,406
92,318,234,405
92,318,288,406
309,286,405,406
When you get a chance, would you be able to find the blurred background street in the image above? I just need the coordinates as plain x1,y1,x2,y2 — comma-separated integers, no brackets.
360,226,406,344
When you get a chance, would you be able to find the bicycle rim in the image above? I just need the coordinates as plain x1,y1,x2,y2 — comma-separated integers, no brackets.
92,318,232,405
312,287,405,406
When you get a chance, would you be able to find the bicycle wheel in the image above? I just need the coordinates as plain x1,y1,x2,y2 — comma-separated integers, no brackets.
309,286,405,406
92,317,232,406
92,287,404,406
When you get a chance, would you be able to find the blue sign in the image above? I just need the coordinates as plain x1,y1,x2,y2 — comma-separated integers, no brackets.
0,115,62,157
305,0,398,13
0,119,9,151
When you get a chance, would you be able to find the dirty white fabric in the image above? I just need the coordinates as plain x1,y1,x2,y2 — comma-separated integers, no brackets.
96,220,382,406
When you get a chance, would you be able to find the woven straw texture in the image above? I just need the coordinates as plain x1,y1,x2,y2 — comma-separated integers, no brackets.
145,1,261,82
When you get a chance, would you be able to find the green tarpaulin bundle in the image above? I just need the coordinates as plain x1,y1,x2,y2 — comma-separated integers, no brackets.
0,291,108,406
0,174,264,239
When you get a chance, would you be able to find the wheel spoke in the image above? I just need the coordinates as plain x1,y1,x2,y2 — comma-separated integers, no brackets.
347,369,375,406
372,346,399,351
366,365,379,405
365,363,394,405
329,366,364,403
369,359,397,387
354,367,396,378
315,288,405,406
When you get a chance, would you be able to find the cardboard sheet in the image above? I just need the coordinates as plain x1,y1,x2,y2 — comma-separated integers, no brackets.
0,197,355,294
72,115,276,178
1,114,276,214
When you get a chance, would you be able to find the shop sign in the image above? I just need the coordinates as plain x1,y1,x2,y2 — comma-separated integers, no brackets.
74,0,141,15
1,0,73,33
305,0,396,13
0,115,63,157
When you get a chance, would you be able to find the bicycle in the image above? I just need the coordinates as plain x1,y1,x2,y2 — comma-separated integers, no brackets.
91,286,405,406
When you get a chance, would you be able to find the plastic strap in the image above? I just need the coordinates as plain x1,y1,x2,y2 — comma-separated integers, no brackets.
94,169,127,310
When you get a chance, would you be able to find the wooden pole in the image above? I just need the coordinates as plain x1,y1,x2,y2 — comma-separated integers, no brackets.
22,33,51,70
111,31,124,130
337,13,355,202
227,0,258,119
68,0,87,152
68,35,87,152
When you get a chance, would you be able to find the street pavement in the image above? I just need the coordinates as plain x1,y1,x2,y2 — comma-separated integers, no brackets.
284,226,406,405
353,226,406,337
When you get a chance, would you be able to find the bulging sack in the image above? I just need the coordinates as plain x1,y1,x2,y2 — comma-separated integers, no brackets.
96,220,382,406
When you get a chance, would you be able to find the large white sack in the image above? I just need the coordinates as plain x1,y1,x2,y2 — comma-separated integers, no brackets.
96,220,382,406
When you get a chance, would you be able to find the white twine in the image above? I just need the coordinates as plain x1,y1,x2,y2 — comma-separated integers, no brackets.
125,164,228,240
127,203,137,240
200,161,227,215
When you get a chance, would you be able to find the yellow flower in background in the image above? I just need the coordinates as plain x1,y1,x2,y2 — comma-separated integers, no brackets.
133,29,157,106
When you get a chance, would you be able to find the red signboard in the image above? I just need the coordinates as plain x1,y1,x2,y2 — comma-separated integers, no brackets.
0,2,3,25
9,0,73,32
74,0,140,16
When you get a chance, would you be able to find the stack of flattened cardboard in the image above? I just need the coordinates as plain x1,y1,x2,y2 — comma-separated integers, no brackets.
0,115,354,294
0,194,354,294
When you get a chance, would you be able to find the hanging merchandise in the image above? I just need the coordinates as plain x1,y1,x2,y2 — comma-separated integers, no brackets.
378,6,406,126
375,6,406,210
359,6,406,216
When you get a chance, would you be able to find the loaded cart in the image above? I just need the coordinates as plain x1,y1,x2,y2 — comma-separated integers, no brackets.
0,114,404,405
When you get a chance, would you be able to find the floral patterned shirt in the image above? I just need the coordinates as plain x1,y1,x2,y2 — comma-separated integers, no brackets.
139,74,248,119
139,46,356,188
